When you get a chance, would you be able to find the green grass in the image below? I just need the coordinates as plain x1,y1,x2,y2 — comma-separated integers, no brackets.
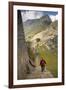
37,45,58,77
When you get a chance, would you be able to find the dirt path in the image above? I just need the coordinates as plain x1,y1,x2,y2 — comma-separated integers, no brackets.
26,66,53,79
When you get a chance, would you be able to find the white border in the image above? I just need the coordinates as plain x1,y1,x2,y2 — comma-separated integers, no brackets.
13,5,62,85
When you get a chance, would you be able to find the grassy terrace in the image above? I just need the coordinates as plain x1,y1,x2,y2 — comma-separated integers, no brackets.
36,45,58,77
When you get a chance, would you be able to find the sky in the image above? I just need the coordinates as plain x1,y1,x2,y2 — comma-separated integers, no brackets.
21,10,58,22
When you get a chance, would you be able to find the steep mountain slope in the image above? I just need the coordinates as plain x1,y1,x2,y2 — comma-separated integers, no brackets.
23,15,52,40
30,26,58,50
24,19,58,50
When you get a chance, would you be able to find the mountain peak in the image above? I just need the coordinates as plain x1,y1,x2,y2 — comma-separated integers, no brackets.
40,15,52,24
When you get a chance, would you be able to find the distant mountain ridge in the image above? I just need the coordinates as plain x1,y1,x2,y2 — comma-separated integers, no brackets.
24,15,52,27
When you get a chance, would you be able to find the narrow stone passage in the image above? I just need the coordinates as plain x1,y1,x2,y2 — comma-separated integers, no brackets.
26,66,54,79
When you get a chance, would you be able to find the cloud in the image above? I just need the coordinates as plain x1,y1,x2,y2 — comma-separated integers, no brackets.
49,15,58,22
21,11,43,22
21,10,58,22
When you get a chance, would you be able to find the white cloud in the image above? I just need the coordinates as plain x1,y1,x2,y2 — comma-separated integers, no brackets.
21,11,58,22
21,11,43,22
50,15,58,22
